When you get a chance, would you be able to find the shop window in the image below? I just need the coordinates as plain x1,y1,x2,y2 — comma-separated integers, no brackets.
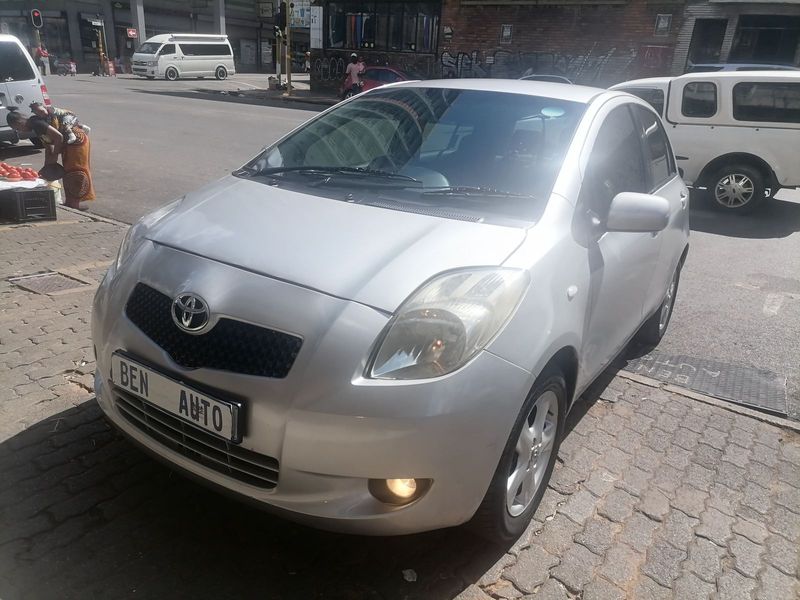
730,15,800,64
686,19,727,68
327,1,439,52
682,82,717,118
733,82,800,123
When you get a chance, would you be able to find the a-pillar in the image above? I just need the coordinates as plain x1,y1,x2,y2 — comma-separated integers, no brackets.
131,0,147,43
213,0,226,34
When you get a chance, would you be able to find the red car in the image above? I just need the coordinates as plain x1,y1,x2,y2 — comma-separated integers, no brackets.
340,66,417,98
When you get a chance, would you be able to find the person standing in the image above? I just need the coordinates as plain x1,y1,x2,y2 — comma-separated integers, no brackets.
342,53,361,98
34,44,49,75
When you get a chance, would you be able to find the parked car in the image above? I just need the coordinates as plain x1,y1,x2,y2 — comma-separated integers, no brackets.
520,74,573,84
131,33,235,81
686,62,799,74
339,66,417,98
0,34,52,148
92,79,689,541
611,71,800,213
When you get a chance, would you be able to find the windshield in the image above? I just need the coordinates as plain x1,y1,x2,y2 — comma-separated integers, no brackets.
243,87,586,221
136,42,161,54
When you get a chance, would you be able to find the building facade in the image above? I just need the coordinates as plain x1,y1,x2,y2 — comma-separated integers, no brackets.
310,0,800,91
0,0,310,72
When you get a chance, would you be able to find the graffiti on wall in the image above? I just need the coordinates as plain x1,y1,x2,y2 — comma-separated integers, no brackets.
439,43,658,84
313,53,437,82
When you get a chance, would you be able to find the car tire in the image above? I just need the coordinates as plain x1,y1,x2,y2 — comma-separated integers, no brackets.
708,163,766,214
470,366,566,543
215,66,227,80
635,264,681,346
165,67,179,81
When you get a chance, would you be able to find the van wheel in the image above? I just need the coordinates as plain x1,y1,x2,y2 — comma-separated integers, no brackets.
470,366,566,543
709,164,766,214
215,66,227,80
165,67,179,81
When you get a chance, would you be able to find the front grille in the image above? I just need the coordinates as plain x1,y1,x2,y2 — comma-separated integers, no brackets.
125,283,302,378
115,388,279,488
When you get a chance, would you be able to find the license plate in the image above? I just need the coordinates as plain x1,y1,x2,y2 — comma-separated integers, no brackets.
111,353,242,442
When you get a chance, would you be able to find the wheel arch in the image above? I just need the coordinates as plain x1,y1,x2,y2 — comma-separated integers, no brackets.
697,152,778,191
540,346,579,408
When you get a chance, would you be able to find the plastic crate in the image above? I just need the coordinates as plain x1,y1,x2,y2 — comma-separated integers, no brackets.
0,187,57,223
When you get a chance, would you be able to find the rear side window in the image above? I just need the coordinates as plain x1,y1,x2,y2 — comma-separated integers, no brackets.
178,43,232,56
682,82,717,118
732,82,800,123
159,44,176,56
621,88,665,116
0,41,36,82
633,106,676,189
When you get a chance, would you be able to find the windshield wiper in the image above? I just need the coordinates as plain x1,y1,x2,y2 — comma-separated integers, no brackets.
255,165,421,184
422,186,536,199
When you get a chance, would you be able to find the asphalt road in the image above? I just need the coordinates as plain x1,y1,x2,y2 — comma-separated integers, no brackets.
2,73,799,418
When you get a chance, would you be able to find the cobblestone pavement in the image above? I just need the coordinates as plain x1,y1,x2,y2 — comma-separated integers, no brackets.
1,212,799,599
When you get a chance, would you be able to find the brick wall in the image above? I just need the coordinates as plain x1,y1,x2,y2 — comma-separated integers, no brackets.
439,0,685,85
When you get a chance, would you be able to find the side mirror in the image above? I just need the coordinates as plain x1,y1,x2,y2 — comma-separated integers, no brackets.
606,192,669,233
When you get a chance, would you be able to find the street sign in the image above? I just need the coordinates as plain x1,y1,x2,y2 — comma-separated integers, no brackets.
257,1,274,18
127,27,138,38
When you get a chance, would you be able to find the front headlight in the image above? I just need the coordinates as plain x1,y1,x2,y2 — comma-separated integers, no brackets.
368,268,529,380
148,61,158,67
114,198,183,272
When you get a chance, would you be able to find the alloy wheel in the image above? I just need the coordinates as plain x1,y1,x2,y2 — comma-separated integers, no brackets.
714,173,754,208
506,390,559,517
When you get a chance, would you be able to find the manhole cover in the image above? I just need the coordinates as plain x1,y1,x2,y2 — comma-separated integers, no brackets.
623,349,787,417
9,272,90,295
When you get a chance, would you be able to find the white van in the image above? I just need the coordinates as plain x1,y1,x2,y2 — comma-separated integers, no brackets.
131,34,235,81
0,34,52,148
611,72,800,213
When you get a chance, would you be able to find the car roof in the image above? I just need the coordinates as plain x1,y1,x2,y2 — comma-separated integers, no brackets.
142,33,229,43
610,77,672,89
388,78,602,103
0,34,26,44
690,63,800,70
613,71,800,89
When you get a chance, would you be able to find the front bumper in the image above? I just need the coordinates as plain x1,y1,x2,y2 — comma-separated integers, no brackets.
92,243,533,535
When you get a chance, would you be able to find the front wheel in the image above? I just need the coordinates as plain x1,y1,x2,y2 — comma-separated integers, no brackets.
215,66,227,80
708,164,766,214
165,67,179,81
470,367,566,543
636,265,681,346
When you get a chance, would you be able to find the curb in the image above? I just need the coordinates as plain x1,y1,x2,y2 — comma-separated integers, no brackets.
618,370,800,434
59,206,130,228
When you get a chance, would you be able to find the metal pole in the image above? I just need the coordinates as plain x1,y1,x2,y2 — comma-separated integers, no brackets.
284,1,292,96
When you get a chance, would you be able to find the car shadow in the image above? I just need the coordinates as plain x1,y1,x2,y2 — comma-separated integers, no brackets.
1,372,620,599
689,196,800,239
130,88,329,112
0,144,41,159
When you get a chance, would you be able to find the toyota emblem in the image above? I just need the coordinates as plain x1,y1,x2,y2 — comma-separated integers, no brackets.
172,293,210,333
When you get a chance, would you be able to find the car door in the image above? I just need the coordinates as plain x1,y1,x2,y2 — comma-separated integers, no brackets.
176,43,198,75
631,104,687,315
158,43,177,75
577,103,663,384
0,39,40,113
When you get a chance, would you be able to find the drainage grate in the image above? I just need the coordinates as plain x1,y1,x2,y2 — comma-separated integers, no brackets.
623,349,787,417
9,272,90,295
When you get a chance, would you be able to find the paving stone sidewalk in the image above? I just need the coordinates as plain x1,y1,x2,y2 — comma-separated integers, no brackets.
1,212,799,599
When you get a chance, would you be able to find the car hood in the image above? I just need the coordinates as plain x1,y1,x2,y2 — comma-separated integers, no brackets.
148,177,527,312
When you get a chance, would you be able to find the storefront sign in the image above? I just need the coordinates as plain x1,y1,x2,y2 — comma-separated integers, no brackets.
654,14,672,36
290,0,311,28
310,6,322,49
127,27,138,39
257,2,274,18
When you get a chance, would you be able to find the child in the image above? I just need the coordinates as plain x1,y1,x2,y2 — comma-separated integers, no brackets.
29,102,90,145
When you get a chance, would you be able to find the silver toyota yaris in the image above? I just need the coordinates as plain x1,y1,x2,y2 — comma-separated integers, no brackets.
92,80,689,541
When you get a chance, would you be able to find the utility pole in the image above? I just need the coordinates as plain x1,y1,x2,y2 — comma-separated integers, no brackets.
284,1,293,96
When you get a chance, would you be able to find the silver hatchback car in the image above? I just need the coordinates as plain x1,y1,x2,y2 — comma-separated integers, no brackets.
92,80,689,541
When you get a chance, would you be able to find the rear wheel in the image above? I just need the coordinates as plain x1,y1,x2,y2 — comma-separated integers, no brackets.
471,367,566,543
215,66,227,80
708,163,766,214
165,67,179,81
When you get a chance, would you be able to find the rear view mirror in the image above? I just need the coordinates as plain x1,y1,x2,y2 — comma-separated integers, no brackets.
606,192,669,233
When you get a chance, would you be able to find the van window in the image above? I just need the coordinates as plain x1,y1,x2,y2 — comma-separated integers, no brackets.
620,88,665,116
732,82,800,123
682,82,717,118
0,41,36,81
178,43,232,56
159,44,176,56
633,106,676,189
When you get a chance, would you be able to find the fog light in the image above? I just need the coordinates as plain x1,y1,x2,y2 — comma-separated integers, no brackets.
387,478,417,499
368,478,431,505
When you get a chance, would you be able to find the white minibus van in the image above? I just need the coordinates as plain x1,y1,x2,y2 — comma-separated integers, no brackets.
611,71,800,214
131,34,235,81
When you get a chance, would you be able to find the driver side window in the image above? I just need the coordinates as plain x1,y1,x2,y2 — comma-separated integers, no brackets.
160,44,176,56
581,105,648,222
